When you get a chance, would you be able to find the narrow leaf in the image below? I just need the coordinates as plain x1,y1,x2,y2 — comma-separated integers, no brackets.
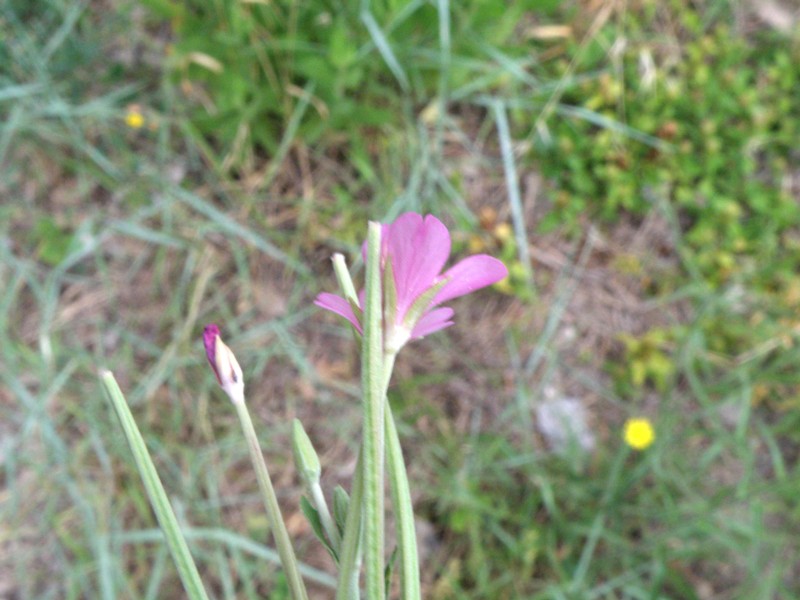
384,546,399,598
300,497,338,562
101,370,210,600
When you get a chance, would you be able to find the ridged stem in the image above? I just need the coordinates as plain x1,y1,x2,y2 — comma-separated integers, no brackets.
361,222,386,600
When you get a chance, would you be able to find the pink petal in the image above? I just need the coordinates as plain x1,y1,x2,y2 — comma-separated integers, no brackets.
411,307,454,339
361,213,451,318
358,214,454,321
391,214,451,318
433,255,508,305
384,213,424,309
203,324,222,383
314,293,363,333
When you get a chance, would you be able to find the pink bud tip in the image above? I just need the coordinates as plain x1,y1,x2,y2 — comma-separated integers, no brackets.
203,323,222,383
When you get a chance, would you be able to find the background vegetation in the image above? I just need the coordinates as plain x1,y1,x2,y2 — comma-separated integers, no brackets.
3,0,800,598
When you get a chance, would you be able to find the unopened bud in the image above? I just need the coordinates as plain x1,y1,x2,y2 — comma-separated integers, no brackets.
292,419,321,486
332,485,350,538
203,324,245,404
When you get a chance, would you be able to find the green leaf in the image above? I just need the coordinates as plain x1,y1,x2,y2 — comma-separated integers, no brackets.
329,20,357,69
32,217,75,266
384,546,399,598
101,371,210,600
300,496,338,562
140,0,186,21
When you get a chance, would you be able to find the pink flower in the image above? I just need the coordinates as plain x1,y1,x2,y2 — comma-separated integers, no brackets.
315,213,508,352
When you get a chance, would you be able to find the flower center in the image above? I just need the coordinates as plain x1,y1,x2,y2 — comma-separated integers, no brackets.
385,322,411,355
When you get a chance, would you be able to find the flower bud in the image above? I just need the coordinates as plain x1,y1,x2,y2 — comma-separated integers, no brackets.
203,324,244,404
332,485,350,538
292,419,321,486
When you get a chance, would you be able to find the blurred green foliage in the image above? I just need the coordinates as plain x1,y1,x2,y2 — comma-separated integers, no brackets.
31,217,77,266
536,22,800,287
616,328,677,393
525,9,800,396
142,0,559,170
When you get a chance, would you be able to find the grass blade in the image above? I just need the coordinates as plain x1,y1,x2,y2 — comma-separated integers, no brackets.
360,11,409,91
492,100,535,294
168,185,309,275
100,370,210,600
118,528,338,589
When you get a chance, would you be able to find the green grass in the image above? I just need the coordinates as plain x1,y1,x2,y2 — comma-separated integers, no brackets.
3,0,800,598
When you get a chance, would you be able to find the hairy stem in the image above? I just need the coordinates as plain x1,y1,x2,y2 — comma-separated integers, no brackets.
361,222,385,600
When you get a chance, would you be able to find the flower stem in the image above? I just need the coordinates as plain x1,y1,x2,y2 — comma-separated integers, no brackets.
385,401,421,600
310,480,342,552
336,450,363,600
381,352,421,600
361,222,386,600
234,400,309,600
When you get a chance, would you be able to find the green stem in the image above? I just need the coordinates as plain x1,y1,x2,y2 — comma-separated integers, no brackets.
361,222,386,600
381,352,421,600
331,225,419,599
385,401,421,600
310,481,342,552
235,401,309,600
336,451,363,600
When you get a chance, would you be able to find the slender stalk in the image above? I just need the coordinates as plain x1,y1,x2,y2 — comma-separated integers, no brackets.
234,401,309,600
332,250,364,600
310,481,342,552
292,419,341,554
361,222,386,600
381,352,421,600
336,451,364,600
101,371,210,600
385,403,421,600
336,350,422,600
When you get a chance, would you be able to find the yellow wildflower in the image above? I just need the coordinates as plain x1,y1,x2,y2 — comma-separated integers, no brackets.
124,109,145,129
623,417,655,451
